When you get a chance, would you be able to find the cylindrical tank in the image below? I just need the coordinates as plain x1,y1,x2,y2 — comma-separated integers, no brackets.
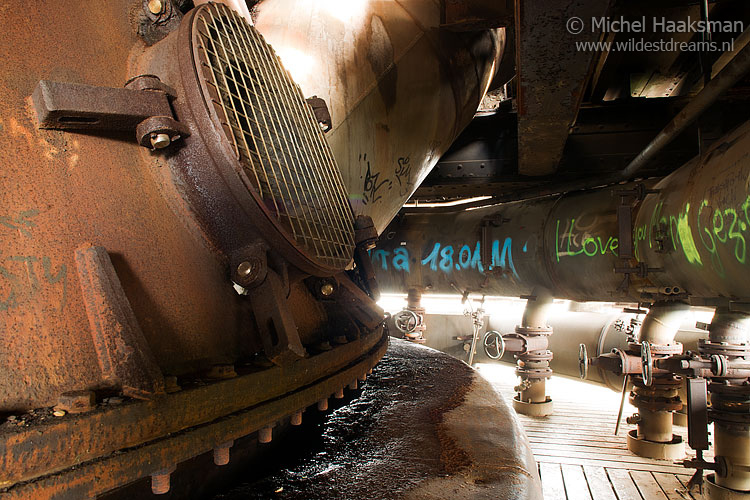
253,0,504,233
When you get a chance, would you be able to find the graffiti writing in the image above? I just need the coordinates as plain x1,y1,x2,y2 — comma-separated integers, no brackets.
394,156,413,196
360,153,392,205
0,253,67,312
555,217,619,261
0,209,40,238
371,239,520,280
636,195,750,278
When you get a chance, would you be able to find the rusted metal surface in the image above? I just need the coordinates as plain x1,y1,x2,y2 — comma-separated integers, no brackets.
633,119,750,300
253,0,504,233
75,244,165,399
0,326,384,490
2,329,388,500
0,1,394,495
515,0,611,176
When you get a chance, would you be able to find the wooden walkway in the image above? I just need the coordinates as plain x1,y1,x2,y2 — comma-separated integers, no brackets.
476,363,708,500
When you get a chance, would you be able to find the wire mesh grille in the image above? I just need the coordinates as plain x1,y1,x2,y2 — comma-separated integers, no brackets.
192,3,355,270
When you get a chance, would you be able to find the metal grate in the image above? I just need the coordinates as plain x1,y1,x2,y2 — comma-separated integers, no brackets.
192,3,355,270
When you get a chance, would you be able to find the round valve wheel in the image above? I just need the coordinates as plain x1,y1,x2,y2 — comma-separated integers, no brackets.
641,341,654,386
578,343,589,379
393,310,419,335
483,330,506,360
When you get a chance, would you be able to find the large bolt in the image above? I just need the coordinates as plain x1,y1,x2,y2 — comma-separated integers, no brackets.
291,411,303,426
334,387,345,399
259,426,273,444
150,133,171,149
164,375,181,393
151,468,174,495
358,373,367,382
237,260,257,278
320,283,335,296
317,398,328,411
349,380,358,390
213,441,233,466
147,0,164,15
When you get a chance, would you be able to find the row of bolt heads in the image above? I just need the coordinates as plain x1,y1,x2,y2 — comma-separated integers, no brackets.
150,368,373,494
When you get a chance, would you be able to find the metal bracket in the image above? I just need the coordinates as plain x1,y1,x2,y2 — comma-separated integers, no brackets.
614,183,660,292
306,96,332,132
32,75,190,150
247,269,307,366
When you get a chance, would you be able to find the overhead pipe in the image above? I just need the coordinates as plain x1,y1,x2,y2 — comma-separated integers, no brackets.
403,30,750,214
374,118,750,303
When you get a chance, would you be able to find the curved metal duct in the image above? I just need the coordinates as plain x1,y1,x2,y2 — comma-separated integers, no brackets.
253,0,504,233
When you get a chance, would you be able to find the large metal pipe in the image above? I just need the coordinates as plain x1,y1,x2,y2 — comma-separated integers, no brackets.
619,35,750,180
375,119,750,303
510,287,555,416
253,0,504,233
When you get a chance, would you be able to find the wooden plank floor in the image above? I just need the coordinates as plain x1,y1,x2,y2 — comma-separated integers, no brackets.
476,363,709,500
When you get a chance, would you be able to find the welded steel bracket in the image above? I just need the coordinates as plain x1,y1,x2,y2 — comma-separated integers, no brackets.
32,76,190,150
248,269,307,365
306,96,332,132
75,244,165,399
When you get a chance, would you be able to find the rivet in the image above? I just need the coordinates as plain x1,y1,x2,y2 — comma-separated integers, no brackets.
150,132,171,149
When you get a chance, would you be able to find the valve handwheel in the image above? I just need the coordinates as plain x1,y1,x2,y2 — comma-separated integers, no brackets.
641,340,653,386
578,343,589,379
483,330,505,360
393,310,419,335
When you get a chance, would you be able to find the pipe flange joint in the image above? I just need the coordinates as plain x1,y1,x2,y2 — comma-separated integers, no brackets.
515,325,553,336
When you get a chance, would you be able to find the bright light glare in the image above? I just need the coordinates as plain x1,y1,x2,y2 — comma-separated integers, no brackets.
402,196,492,209
321,0,369,23
273,47,315,85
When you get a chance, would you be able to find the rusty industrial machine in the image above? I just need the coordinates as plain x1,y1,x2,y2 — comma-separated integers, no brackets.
0,0,501,498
